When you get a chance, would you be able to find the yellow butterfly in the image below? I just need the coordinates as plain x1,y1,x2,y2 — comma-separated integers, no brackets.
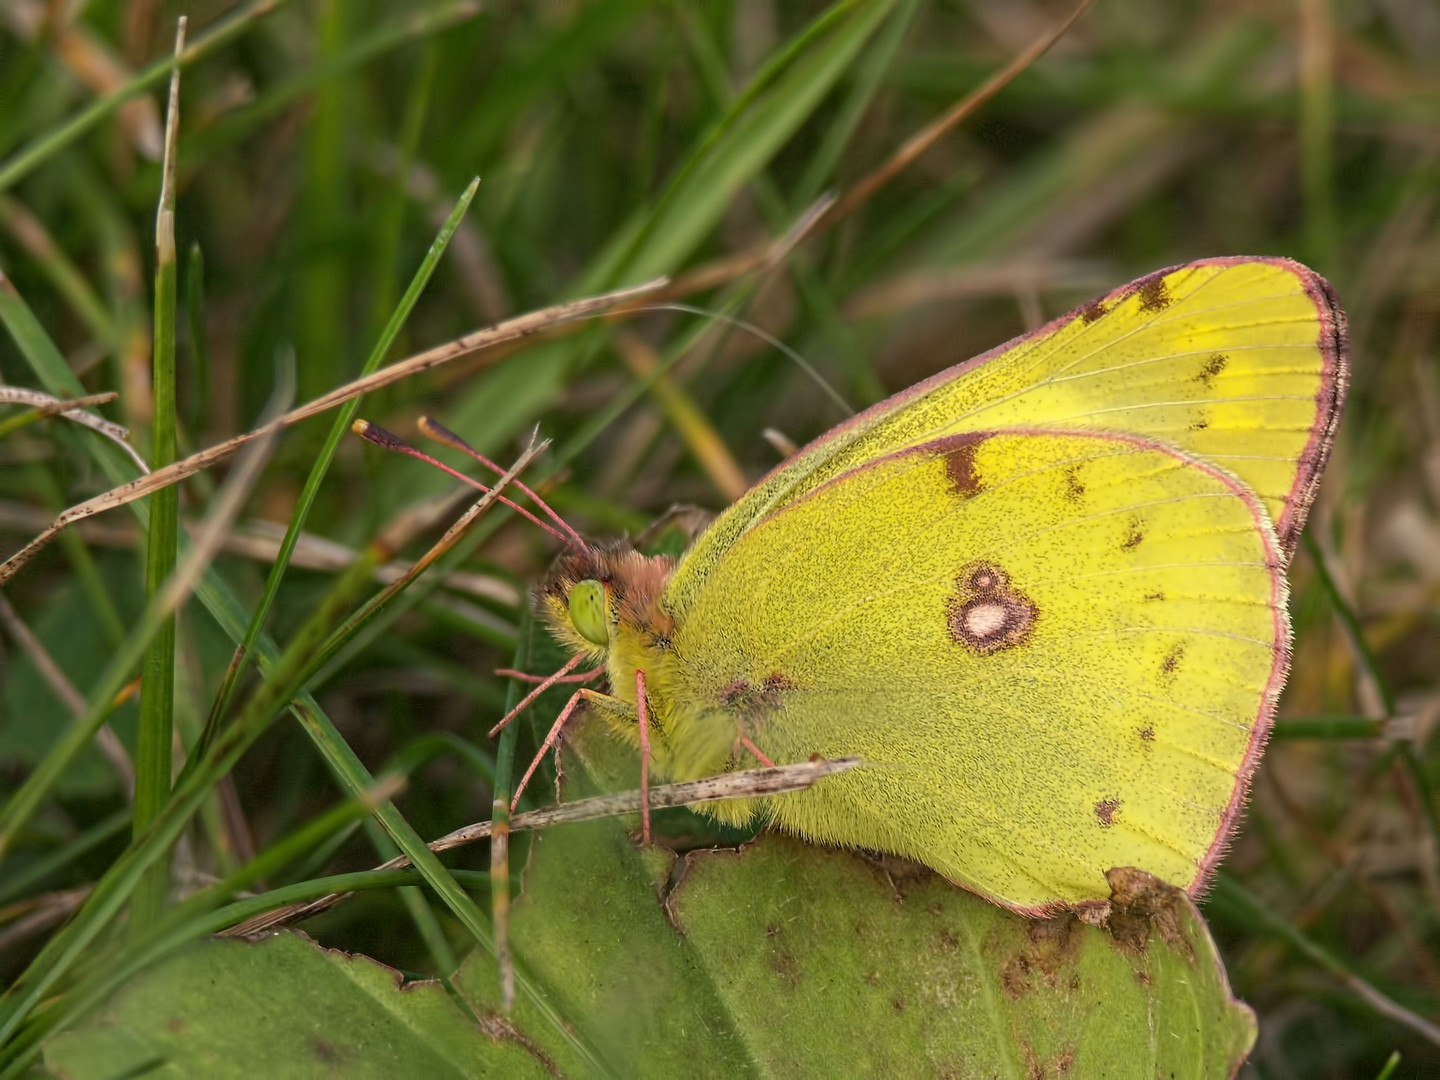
524,257,1346,916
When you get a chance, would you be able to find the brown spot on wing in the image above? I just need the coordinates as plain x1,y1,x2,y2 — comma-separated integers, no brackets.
1138,725,1155,743
1093,798,1122,827
1195,352,1227,387
1136,273,1171,313
719,673,792,720
1078,298,1109,324
1189,417,1209,431
948,561,1037,655
1121,526,1144,550
933,432,989,498
1063,467,1085,504
1143,590,1164,601
1160,643,1185,677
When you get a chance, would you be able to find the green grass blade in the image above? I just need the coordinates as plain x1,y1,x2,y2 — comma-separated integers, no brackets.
131,23,186,937
0,0,294,194
199,178,480,757
0,810,129,908
588,0,896,289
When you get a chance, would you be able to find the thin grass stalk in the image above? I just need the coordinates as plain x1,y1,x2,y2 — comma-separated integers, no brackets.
199,178,480,760
361,817,459,974
183,243,208,433
1299,0,1338,268
0,400,281,863
217,757,860,937
0,527,391,1046
1301,532,1440,859
489,606,532,1014
1210,875,1440,1046
132,18,186,937
0,0,292,193
0,811,129,908
0,209,601,1072
0,413,289,1043
177,445,598,1065
1,862,504,1074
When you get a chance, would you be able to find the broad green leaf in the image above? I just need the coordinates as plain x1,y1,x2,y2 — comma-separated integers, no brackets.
452,719,1257,1080
460,819,755,1077
42,932,553,1079
665,840,1256,1078
40,777,1255,1078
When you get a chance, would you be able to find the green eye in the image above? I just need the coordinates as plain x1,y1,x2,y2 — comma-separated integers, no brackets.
568,579,609,645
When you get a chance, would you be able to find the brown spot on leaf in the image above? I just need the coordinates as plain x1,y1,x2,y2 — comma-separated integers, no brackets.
1079,298,1109,324
892,996,907,1013
934,433,988,498
1001,916,1081,1000
1104,867,1195,962
948,562,1037,655
313,1039,339,1064
769,948,802,985
167,1017,187,1032
1196,352,1228,387
1094,798,1122,827
1001,954,1032,1000
1136,273,1171,312
1063,467,1085,504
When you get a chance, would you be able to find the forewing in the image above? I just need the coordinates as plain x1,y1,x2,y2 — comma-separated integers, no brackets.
671,430,1288,912
669,258,1343,619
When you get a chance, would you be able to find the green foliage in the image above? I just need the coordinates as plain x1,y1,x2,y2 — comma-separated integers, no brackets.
44,931,550,1079
43,827,1253,1079
0,1,1437,1076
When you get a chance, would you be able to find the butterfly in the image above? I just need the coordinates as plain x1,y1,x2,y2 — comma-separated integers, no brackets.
500,257,1346,916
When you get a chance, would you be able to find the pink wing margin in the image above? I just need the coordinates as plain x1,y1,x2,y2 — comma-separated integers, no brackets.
770,256,1348,562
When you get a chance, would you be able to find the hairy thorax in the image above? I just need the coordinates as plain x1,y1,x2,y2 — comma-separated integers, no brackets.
537,542,745,784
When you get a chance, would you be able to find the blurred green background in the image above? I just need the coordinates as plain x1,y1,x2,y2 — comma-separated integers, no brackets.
0,1,1437,1076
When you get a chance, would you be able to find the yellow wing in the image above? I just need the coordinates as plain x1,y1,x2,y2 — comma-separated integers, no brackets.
668,258,1345,621
665,430,1288,913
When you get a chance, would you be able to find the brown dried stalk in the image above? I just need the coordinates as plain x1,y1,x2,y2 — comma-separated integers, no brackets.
221,756,860,938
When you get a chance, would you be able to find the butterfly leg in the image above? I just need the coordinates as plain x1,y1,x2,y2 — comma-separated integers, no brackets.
510,687,609,811
635,669,652,846
489,653,589,738
739,735,775,769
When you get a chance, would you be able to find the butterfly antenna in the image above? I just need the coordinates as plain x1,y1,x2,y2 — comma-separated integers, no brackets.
418,416,588,552
488,652,589,738
351,420,573,548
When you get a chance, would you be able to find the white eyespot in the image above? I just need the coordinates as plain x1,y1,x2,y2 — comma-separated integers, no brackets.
962,602,1009,640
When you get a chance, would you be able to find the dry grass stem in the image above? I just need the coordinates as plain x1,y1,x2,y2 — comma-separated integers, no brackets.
221,757,860,937
0,279,663,584
0,592,134,796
